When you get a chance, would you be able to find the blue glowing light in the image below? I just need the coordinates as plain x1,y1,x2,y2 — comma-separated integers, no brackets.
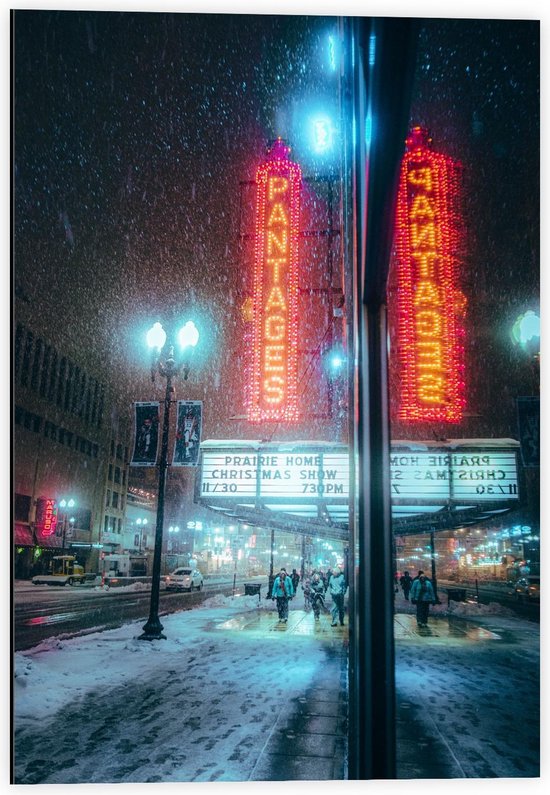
369,34,376,67
311,115,334,153
328,35,337,71
365,113,373,149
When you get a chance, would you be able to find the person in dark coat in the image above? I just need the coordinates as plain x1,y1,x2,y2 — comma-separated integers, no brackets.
410,574,436,628
399,570,413,601
271,568,294,623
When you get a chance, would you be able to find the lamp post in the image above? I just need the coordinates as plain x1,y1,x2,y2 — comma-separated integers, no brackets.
59,498,76,553
135,517,148,552
139,319,199,641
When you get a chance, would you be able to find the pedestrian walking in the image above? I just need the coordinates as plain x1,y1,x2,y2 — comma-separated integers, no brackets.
328,567,347,626
399,570,413,601
410,573,436,628
291,568,300,592
310,572,325,620
271,568,294,622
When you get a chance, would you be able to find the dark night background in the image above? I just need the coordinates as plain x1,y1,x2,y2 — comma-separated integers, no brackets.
14,10,539,440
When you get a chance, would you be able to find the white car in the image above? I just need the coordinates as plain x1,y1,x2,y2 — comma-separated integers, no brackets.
165,567,204,592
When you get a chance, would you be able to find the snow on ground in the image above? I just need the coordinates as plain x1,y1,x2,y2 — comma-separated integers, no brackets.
14,593,332,784
13,588,541,786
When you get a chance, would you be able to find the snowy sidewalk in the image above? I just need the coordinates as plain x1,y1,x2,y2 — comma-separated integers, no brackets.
14,591,540,782
14,593,348,784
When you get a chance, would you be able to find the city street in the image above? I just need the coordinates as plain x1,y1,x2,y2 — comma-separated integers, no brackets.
13,576,261,650
14,591,540,783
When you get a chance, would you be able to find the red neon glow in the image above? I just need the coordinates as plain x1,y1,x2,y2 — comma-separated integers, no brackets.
394,127,466,423
35,497,58,537
248,138,301,422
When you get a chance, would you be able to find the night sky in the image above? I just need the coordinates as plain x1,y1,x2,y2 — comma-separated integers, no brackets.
13,9,540,439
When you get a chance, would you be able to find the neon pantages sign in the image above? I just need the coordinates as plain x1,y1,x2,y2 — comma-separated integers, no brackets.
394,127,466,423
248,138,301,422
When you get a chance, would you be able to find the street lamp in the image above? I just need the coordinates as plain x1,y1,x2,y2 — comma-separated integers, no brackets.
139,319,200,641
59,498,76,553
135,517,148,552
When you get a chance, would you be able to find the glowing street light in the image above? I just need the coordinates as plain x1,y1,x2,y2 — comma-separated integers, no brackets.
58,498,76,552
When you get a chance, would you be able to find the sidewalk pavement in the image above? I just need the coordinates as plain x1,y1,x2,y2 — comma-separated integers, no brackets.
14,591,540,782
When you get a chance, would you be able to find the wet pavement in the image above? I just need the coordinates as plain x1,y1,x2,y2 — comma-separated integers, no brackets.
213,608,348,780
213,605,539,780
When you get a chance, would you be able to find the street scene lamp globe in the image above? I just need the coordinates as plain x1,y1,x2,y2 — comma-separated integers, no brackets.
177,320,199,350
146,321,167,351
511,310,540,357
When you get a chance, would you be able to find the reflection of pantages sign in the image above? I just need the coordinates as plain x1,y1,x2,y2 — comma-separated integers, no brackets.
198,442,519,504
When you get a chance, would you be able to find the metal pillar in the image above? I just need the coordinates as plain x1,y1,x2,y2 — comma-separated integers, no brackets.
344,16,418,780
140,372,172,641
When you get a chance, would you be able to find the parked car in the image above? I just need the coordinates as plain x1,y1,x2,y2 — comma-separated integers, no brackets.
165,567,204,592
514,576,540,602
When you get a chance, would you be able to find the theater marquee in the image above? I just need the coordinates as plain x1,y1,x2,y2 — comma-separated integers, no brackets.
196,440,519,530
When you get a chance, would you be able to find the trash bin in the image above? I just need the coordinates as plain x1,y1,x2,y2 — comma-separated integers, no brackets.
244,583,261,600
446,587,467,605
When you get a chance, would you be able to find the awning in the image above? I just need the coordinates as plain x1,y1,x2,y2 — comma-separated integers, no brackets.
14,523,34,546
34,533,63,549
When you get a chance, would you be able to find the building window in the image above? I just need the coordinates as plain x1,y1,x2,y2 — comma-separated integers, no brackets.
122,469,126,486
40,345,51,397
108,464,113,481
124,446,129,462
64,362,74,411
97,387,105,429
91,382,99,425
104,515,109,533
105,489,111,507
114,467,121,485
44,421,58,441
109,516,116,532
47,350,58,402
31,338,43,391
14,493,31,522
71,366,80,413
112,491,119,508
116,443,123,460
78,373,86,418
57,357,67,407
110,439,115,457
14,324,24,378
21,331,33,387
117,518,122,534
85,380,92,423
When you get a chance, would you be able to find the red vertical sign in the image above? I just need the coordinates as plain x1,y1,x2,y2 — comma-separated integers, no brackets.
248,138,301,423
394,127,466,423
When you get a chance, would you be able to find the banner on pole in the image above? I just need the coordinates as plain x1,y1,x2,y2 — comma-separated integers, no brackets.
517,396,540,467
173,400,203,467
130,402,160,466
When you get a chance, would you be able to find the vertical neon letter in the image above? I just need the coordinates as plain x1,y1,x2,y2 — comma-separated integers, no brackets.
248,138,301,422
393,127,466,423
